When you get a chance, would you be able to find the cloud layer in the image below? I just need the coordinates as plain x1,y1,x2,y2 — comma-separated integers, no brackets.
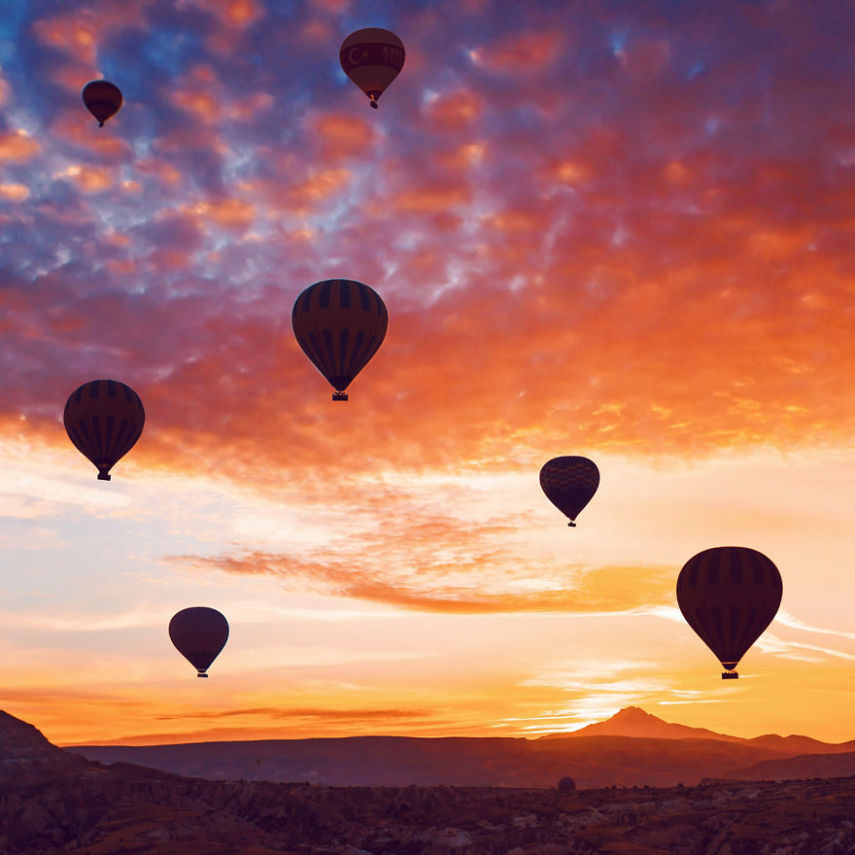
3,0,855,744
1,0,853,490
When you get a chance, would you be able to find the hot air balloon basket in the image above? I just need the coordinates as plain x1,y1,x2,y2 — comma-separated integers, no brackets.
332,392,349,401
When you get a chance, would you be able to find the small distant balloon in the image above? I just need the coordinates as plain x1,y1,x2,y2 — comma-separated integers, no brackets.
292,279,388,401
169,607,229,678
82,80,123,127
676,546,782,680
340,28,405,109
64,379,145,481
540,456,600,527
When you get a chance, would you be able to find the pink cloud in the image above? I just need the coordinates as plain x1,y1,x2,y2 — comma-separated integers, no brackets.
0,132,39,162
473,31,563,73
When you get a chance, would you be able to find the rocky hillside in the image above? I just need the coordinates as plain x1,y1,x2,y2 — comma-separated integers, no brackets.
0,711,84,785
2,765,854,854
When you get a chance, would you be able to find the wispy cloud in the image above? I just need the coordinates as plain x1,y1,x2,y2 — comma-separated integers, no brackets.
154,706,430,721
755,632,855,663
178,547,675,614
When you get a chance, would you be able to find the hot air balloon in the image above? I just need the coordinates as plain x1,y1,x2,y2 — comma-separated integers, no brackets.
292,278,388,401
82,80,123,127
676,546,782,680
169,607,229,678
340,28,405,108
539,456,600,526
64,379,145,481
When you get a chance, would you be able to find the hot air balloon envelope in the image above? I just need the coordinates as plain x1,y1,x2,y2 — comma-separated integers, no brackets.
676,546,782,679
82,80,123,127
64,379,145,480
540,456,599,526
292,278,388,401
340,28,405,108
169,607,229,678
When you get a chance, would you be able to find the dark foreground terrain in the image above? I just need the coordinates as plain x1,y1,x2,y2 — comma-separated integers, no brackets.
3,765,855,854
3,710,855,854
2,711,855,855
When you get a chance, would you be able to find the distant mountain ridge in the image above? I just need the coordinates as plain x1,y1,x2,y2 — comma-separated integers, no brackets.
553,706,855,753
63,706,855,788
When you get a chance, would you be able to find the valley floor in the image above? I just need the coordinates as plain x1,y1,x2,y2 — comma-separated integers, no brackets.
2,765,854,854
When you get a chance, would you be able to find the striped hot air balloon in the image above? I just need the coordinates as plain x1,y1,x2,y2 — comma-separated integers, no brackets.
340,28,405,108
64,379,145,480
676,546,782,680
169,607,229,678
292,279,388,401
539,456,600,527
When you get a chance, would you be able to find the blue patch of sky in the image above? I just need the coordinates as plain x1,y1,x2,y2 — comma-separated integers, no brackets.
687,61,704,80
609,30,628,56
140,29,199,80
0,0,27,63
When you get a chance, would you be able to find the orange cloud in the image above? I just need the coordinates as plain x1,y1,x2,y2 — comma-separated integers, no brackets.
284,168,352,209
32,16,98,65
189,0,264,27
154,706,429,721
487,208,541,234
424,90,485,129
0,183,30,201
0,132,39,162
60,165,115,193
388,183,470,214
192,198,256,229
473,31,562,73
176,528,675,614
172,81,223,123
136,159,183,186
48,109,133,160
313,113,377,159
31,4,148,65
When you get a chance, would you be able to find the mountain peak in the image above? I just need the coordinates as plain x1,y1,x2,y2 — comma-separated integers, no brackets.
608,707,656,722
550,706,746,744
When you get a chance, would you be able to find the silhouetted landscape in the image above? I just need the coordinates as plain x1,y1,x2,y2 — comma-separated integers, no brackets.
4,709,855,854
67,706,855,788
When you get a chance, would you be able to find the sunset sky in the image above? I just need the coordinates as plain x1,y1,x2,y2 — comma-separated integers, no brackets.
1,0,854,747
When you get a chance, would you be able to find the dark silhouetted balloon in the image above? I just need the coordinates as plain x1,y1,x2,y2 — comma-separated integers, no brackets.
292,279,388,401
169,607,229,678
540,456,600,526
557,776,576,793
64,380,145,481
676,546,782,680
82,80,123,127
340,28,405,108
